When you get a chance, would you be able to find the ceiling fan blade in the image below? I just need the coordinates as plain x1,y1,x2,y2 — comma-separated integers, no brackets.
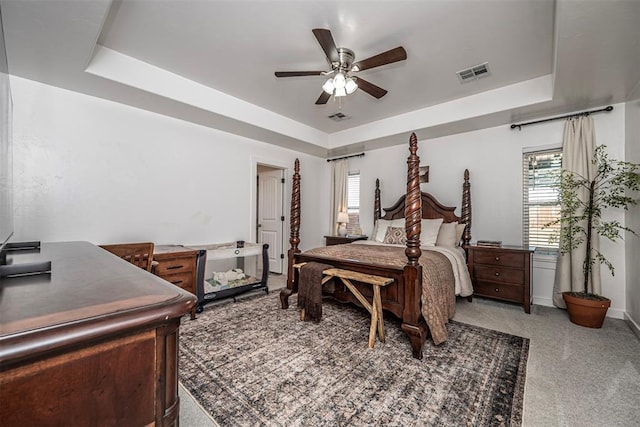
353,46,407,72
355,78,388,99
315,92,331,105
312,28,339,64
275,71,325,77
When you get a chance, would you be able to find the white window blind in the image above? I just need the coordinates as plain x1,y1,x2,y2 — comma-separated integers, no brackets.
523,149,562,250
347,171,360,233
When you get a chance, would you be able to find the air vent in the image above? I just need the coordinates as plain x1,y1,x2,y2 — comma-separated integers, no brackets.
456,62,490,82
328,112,350,122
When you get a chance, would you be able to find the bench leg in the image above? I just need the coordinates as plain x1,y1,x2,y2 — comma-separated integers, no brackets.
374,287,385,343
368,305,378,348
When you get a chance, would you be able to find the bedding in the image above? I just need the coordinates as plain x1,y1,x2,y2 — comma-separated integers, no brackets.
353,240,474,298
281,134,473,359
302,243,458,344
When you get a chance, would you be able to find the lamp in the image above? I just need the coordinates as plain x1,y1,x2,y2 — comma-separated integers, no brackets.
337,211,349,236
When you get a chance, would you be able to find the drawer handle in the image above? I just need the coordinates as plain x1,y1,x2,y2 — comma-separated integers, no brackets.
171,280,183,285
234,249,240,255
167,265,184,270
495,256,500,261
495,272,500,277
495,288,500,293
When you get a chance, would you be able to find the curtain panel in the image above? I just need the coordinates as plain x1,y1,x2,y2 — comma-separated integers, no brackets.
553,116,601,307
330,159,349,236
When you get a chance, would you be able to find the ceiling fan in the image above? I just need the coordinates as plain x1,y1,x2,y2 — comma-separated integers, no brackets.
274,29,407,105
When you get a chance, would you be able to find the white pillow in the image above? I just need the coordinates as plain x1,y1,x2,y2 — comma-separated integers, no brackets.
374,218,405,242
420,218,444,246
455,223,466,245
436,222,458,247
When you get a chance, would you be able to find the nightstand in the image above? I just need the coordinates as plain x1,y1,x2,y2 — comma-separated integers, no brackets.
153,245,199,319
324,235,368,246
466,245,533,313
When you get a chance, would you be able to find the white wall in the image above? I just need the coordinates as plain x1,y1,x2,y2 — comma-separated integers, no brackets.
11,75,633,319
624,84,640,334
352,104,628,318
10,76,328,255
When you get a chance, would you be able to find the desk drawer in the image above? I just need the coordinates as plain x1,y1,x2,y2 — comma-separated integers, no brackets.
474,281,524,303
474,265,524,285
474,251,525,268
159,272,194,292
154,258,194,276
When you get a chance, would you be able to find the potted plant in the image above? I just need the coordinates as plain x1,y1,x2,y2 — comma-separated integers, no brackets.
548,145,640,328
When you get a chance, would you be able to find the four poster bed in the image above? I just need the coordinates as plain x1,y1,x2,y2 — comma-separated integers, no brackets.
279,133,473,359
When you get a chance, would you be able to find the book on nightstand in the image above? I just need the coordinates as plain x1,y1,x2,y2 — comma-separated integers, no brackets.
476,240,503,247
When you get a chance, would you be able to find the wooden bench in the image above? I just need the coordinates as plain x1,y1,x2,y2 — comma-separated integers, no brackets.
294,263,394,348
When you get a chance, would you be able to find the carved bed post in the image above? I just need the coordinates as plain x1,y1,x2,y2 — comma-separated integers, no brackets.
280,158,301,309
374,178,381,224
461,169,472,246
405,134,422,264
402,132,427,359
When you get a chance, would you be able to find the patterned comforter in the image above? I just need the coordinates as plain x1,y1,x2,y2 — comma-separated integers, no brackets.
301,243,464,345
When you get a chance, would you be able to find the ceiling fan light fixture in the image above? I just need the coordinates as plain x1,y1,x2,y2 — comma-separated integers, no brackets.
322,78,335,94
333,72,346,89
345,77,358,94
334,87,347,97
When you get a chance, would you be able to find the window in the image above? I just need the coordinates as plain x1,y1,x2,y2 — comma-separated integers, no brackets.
523,148,562,251
347,171,360,234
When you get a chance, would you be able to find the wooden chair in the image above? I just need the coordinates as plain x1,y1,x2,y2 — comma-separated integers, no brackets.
99,242,155,272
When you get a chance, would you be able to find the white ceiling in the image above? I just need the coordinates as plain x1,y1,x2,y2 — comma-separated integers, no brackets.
1,0,639,157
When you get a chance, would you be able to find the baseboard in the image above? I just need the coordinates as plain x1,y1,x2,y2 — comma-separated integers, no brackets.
624,313,640,339
532,296,625,319
532,296,554,307
607,307,625,319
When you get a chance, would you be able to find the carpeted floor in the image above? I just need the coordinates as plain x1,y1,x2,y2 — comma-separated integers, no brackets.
179,293,529,426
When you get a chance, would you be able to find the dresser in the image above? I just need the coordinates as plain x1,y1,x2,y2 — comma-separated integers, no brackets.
0,241,196,426
466,245,533,313
154,245,199,319
324,235,368,246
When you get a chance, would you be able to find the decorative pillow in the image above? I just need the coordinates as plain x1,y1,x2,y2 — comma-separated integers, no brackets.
383,226,407,245
455,223,466,245
420,218,444,246
436,222,458,247
374,218,405,242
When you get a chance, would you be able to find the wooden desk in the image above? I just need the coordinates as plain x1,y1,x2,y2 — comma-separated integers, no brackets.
0,241,196,426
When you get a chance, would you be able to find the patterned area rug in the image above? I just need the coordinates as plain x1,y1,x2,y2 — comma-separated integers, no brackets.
179,293,529,426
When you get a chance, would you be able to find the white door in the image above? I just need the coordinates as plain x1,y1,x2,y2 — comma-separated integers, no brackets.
258,168,284,274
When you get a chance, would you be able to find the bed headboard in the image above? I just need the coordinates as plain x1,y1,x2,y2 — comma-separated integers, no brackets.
378,190,460,223
373,170,472,246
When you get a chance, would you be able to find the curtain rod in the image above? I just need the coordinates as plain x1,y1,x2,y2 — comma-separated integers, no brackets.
510,105,613,131
326,153,365,162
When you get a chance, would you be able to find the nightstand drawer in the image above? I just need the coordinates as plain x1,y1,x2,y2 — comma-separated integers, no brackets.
474,281,524,303
474,251,525,268
159,272,194,292
474,265,524,285
154,258,194,275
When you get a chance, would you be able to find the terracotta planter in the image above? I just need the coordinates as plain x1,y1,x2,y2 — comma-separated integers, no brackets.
562,292,611,328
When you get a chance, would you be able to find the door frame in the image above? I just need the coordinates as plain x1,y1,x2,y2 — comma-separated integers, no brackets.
250,156,289,275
